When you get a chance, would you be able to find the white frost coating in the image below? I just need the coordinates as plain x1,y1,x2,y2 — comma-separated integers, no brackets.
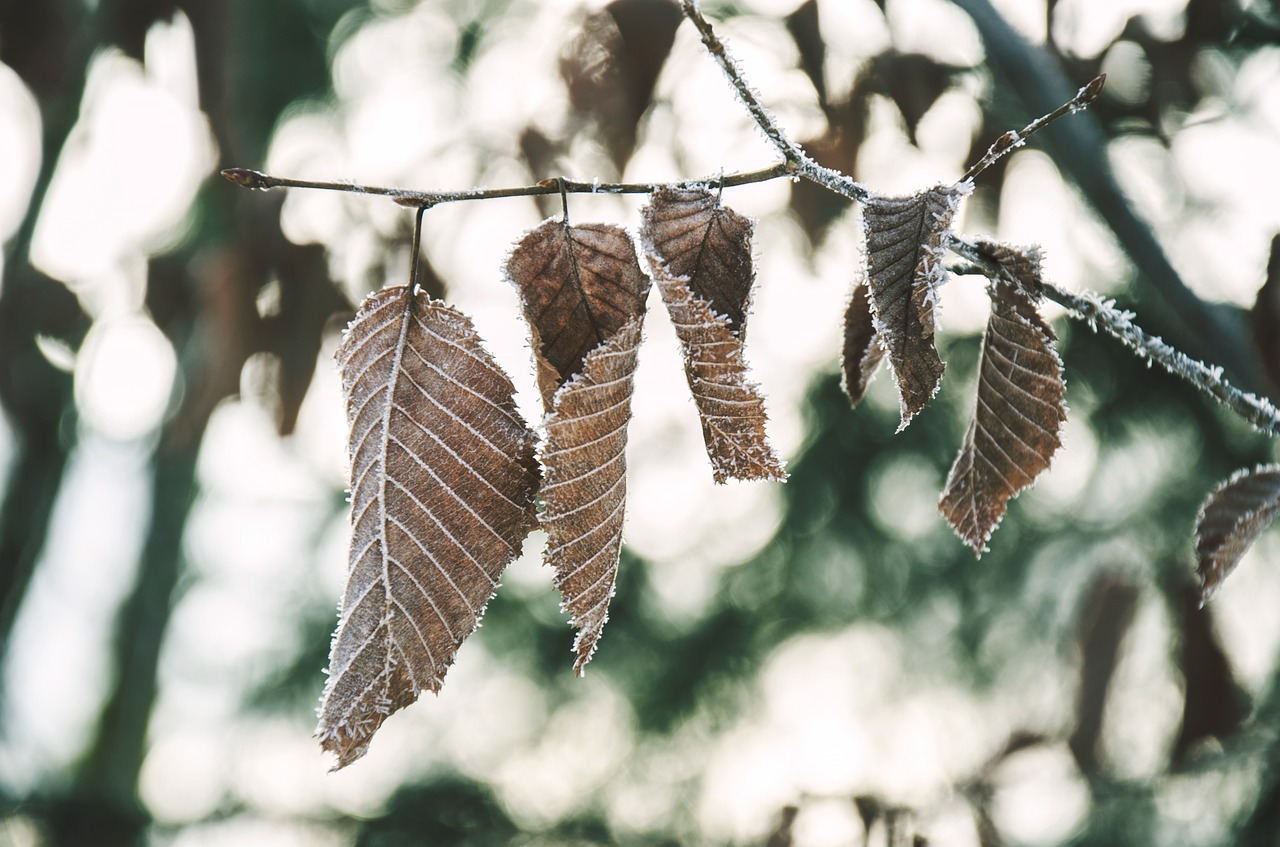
1067,288,1280,435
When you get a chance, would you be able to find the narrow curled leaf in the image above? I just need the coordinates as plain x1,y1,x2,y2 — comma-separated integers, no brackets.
542,318,645,673
507,219,650,407
319,287,539,768
641,188,785,483
1196,464,1280,603
841,280,884,407
861,185,965,428
939,246,1065,556
508,220,651,671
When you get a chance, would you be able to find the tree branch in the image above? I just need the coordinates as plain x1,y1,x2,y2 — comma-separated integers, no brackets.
221,163,792,206
949,242,1280,437
221,2,1280,443
679,0,870,202
950,0,1268,394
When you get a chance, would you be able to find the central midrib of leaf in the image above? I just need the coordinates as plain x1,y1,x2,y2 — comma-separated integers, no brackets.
899,200,933,339
561,221,609,355
375,292,415,668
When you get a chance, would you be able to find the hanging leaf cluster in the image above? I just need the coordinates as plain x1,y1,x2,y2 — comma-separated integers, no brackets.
222,2,1280,770
318,189,788,766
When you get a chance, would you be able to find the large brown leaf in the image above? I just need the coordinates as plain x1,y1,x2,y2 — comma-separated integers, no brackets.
861,185,965,428
1196,464,1280,603
507,219,650,408
641,188,785,483
841,280,884,407
939,247,1065,556
318,286,539,768
541,317,645,672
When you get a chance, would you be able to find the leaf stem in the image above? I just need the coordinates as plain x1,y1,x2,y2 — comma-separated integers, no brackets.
949,239,1280,437
220,164,792,206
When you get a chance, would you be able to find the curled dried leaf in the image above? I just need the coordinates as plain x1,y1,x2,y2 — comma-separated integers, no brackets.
641,188,785,482
509,219,651,670
641,187,753,332
1196,464,1280,604
319,287,539,768
542,318,645,673
939,245,1065,556
841,280,884,407
861,185,965,428
507,219,651,409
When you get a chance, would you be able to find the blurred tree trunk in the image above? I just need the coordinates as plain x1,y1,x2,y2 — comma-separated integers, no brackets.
0,0,91,681
43,2,346,842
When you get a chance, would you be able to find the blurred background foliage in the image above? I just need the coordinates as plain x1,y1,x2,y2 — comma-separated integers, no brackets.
2,0,1280,845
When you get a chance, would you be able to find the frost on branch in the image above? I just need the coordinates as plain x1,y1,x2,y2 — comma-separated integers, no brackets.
1196,465,1280,604
507,221,651,672
939,242,1065,556
641,187,785,483
861,185,966,429
319,287,539,768
841,280,885,407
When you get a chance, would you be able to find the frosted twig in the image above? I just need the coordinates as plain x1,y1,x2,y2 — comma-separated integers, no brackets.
949,241,1280,437
960,75,1106,183
679,1,871,202
221,163,792,206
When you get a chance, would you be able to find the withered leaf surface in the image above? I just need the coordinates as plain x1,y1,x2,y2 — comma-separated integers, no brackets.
319,286,539,768
939,251,1065,556
507,219,650,408
1195,464,1280,603
861,186,965,428
841,280,884,407
641,188,785,483
541,317,645,673
641,187,754,332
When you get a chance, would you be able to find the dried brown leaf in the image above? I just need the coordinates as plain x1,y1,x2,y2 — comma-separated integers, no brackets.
861,186,965,428
641,188,753,332
939,246,1065,556
1196,464,1280,603
318,286,539,768
841,280,884,407
542,317,645,673
509,219,651,671
641,188,785,483
507,219,651,409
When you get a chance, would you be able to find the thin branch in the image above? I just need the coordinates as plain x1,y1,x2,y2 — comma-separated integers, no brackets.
949,241,1280,438
679,0,870,202
960,74,1106,182
221,164,792,206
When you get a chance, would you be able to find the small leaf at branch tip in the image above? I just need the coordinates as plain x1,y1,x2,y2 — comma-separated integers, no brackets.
1082,74,1106,104
221,167,268,189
